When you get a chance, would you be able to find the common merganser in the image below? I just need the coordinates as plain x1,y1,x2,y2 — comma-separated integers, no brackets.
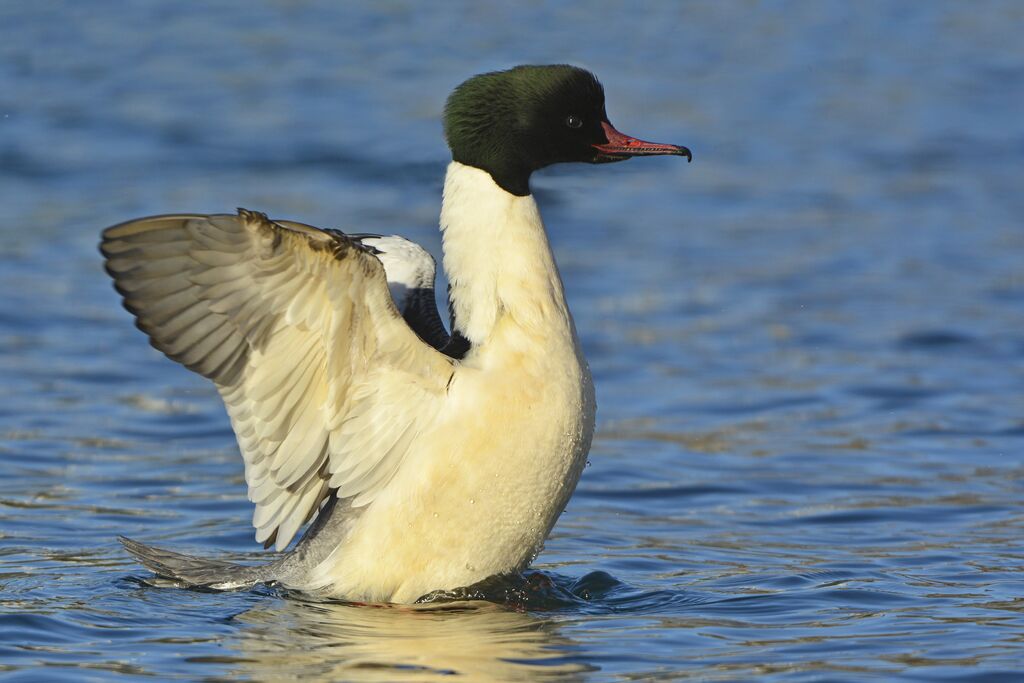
102,64,690,603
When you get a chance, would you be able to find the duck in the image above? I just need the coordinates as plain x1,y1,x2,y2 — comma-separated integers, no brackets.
102,64,691,603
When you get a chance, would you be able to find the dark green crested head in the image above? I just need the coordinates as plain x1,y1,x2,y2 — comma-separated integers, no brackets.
443,65,691,196
444,65,606,195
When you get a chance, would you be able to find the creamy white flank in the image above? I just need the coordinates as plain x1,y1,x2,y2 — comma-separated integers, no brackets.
302,163,596,601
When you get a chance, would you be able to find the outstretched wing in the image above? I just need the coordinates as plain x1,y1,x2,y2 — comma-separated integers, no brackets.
101,209,456,550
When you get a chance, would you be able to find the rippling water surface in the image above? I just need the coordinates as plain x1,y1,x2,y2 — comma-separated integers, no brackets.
2,1,1023,680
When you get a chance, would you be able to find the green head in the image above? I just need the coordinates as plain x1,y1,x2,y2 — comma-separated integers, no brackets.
443,64,690,196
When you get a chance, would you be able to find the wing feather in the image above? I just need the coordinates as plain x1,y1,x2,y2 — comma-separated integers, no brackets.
101,210,454,550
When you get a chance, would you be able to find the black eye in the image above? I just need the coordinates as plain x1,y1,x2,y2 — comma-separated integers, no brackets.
565,115,583,129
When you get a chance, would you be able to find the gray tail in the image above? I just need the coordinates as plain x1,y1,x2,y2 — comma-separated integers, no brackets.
119,536,273,590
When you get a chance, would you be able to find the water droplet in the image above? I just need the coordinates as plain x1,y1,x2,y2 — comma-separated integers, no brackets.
469,498,475,505
432,512,438,518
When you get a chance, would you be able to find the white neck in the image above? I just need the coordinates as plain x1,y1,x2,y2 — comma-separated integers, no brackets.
440,162,572,348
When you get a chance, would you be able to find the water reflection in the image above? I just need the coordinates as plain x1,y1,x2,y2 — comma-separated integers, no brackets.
225,598,590,682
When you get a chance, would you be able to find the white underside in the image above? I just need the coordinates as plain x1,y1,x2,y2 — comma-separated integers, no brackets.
296,163,596,602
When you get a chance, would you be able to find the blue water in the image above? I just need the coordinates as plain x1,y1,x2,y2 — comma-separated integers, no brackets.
2,1,1023,680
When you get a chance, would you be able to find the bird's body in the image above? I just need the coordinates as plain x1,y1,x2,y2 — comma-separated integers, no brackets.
294,162,595,602
103,65,688,602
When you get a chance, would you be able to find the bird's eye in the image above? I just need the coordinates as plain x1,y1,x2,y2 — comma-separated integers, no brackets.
565,115,583,129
